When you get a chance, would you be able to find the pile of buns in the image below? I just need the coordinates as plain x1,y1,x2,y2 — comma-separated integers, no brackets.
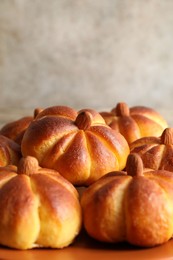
0,102,173,249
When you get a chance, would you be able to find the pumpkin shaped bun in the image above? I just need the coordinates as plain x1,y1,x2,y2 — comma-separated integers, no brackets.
0,156,82,250
21,106,130,186
81,153,173,247
130,127,173,171
100,102,168,144
0,108,42,145
0,135,21,166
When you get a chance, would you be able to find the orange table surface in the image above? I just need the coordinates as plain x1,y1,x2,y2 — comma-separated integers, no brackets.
0,231,173,260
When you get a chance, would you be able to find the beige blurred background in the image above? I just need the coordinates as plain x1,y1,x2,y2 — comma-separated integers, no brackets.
0,0,173,123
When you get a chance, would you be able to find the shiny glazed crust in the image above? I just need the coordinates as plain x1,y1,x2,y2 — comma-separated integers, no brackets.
0,107,43,145
81,169,173,247
0,116,33,144
0,135,21,166
0,158,82,249
130,128,173,171
100,104,168,144
21,106,130,185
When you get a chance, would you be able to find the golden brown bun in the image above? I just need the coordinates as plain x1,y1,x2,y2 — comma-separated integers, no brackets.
0,108,43,145
0,116,33,144
100,102,168,144
21,106,130,186
130,127,173,171
34,105,77,120
0,135,21,166
0,156,82,249
81,153,173,247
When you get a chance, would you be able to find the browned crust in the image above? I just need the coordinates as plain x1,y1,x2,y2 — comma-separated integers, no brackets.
21,108,130,185
0,135,21,167
0,116,33,144
100,105,168,144
81,169,173,247
0,164,82,249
